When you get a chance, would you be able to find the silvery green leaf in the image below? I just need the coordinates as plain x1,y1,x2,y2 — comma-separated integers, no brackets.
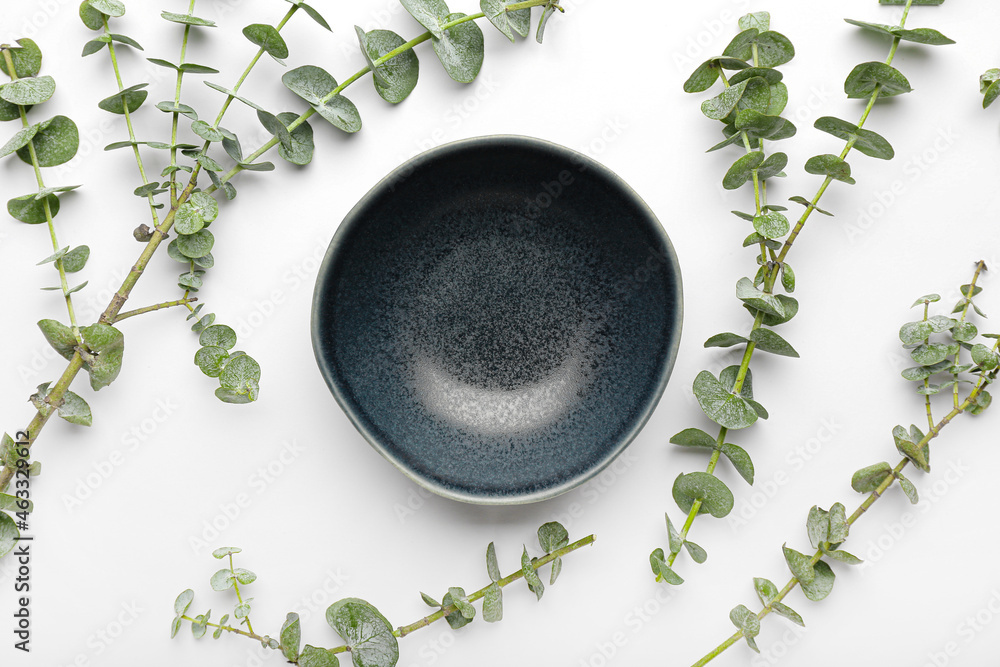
210,569,236,591
481,0,529,42
195,346,229,378
851,462,892,493
38,319,76,359
276,112,314,166
233,568,256,585
535,4,557,44
538,521,569,552
483,583,502,622
549,556,562,584
326,598,399,667
670,428,717,449
243,24,289,60
752,212,789,239
80,2,105,29
844,61,911,98
984,81,1000,109
299,645,340,667
80,323,124,390
665,514,683,554
749,328,799,358
730,67,783,87
723,28,757,61
521,547,544,600
356,28,420,104
204,82,263,111
486,542,501,582
218,355,260,403
805,154,855,185
256,110,295,153
8,192,60,224
828,503,849,544
200,325,237,350
0,124,39,160
176,229,215,259
283,65,337,105
771,601,804,626
0,38,42,77
37,246,69,266
683,540,708,564
704,332,749,349
190,120,226,143
683,60,721,93
88,0,125,16
813,116,894,160
693,370,758,430
806,506,829,549
191,612,209,639
441,588,472,629
756,152,787,180
895,27,954,45
174,204,204,235
893,425,929,471
972,344,998,370
723,151,765,190
823,548,863,565
721,443,754,485
952,322,978,343
782,545,815,584
314,95,363,134
278,613,300,661
702,80,749,121
173,590,195,617
737,277,786,319
739,12,770,32
729,604,761,651
899,321,933,345
420,592,440,607
800,560,835,601
736,77,771,114
401,0,449,39
910,342,959,366
57,389,92,426
432,14,485,83
755,31,794,67
449,587,475,619
98,83,148,114
234,600,252,618
754,577,778,605
649,548,684,585
0,76,56,106
672,472,734,518
0,512,18,559
161,11,216,26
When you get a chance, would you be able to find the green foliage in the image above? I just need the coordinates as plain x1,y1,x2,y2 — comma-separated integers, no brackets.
355,27,420,104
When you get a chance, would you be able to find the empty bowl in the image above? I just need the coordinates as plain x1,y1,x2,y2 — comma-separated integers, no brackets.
312,135,682,504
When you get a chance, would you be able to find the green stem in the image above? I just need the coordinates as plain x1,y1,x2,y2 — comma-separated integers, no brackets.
169,0,198,206
113,298,197,323
691,259,988,667
1,49,85,345
207,4,554,190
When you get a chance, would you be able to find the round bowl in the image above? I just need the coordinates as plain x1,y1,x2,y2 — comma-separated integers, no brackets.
312,135,682,504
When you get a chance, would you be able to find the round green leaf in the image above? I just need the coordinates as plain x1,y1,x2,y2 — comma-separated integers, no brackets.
702,79,750,121
684,60,721,93
432,13,485,84
176,229,215,258
720,443,754,485
280,613,302,662
8,193,59,224
161,11,216,26
243,24,289,60
98,84,148,114
752,212,789,239
88,0,126,17
199,324,237,350
481,0,530,43
723,151,765,190
17,115,79,167
851,462,892,493
210,568,236,591
62,245,90,273
174,204,204,235
0,38,43,78
749,328,799,357
283,65,337,105
800,560,836,601
844,61,911,99
805,154,855,185
0,124,40,160
401,0,449,39
672,472,735,518
219,355,260,400
755,30,794,67
79,1,105,29
537,521,569,552
276,112,315,166
356,28,420,104
194,345,228,378
298,646,341,667
693,370,758,430
326,598,399,667
813,116,894,160
1,76,56,106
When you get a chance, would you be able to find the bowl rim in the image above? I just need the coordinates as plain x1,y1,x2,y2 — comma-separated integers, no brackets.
311,134,683,505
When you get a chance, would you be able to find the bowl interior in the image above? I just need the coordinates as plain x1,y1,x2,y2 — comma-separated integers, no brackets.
312,136,682,503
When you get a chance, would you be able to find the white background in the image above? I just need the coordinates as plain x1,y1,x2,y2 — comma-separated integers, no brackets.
2,1,1000,666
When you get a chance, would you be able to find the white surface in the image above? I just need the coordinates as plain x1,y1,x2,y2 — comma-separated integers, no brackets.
2,1,1000,666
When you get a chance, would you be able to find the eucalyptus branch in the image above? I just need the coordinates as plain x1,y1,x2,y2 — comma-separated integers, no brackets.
653,0,953,585
112,297,197,323
690,261,998,666
172,524,595,667
0,0,566,556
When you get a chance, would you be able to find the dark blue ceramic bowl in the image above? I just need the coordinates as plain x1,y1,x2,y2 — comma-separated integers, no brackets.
312,136,682,504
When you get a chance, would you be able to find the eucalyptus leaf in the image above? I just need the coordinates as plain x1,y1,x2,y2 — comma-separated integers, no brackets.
481,0,530,42
356,27,420,104
723,151,765,190
80,323,125,390
693,370,758,430
844,61,912,98
771,601,805,626
683,60,721,93
702,80,750,121
176,229,215,259
0,38,42,78
276,112,314,166
88,0,125,16
17,115,80,167
649,549,684,585
161,11,216,27
0,76,56,106
748,328,799,357
538,521,569,553
720,443,754,485
828,503,849,544
432,13,485,84
788,195,833,216
256,110,294,153
755,31,794,67
729,604,761,650
756,152,787,180
806,506,829,549
782,544,815,585
9,193,60,224
813,116,894,160
805,154,855,185
326,599,398,667
194,346,229,378
752,212,789,239
218,355,260,402
0,512,20,559
521,547,544,600
483,582,502,622
851,462,892,494
800,560,835,601
672,471,734,518
243,24,289,60
299,646,340,667
98,83,148,114
683,540,708,564
200,325,237,350
754,577,779,605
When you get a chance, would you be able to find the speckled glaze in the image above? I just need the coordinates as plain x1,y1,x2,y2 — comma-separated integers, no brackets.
311,136,682,504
